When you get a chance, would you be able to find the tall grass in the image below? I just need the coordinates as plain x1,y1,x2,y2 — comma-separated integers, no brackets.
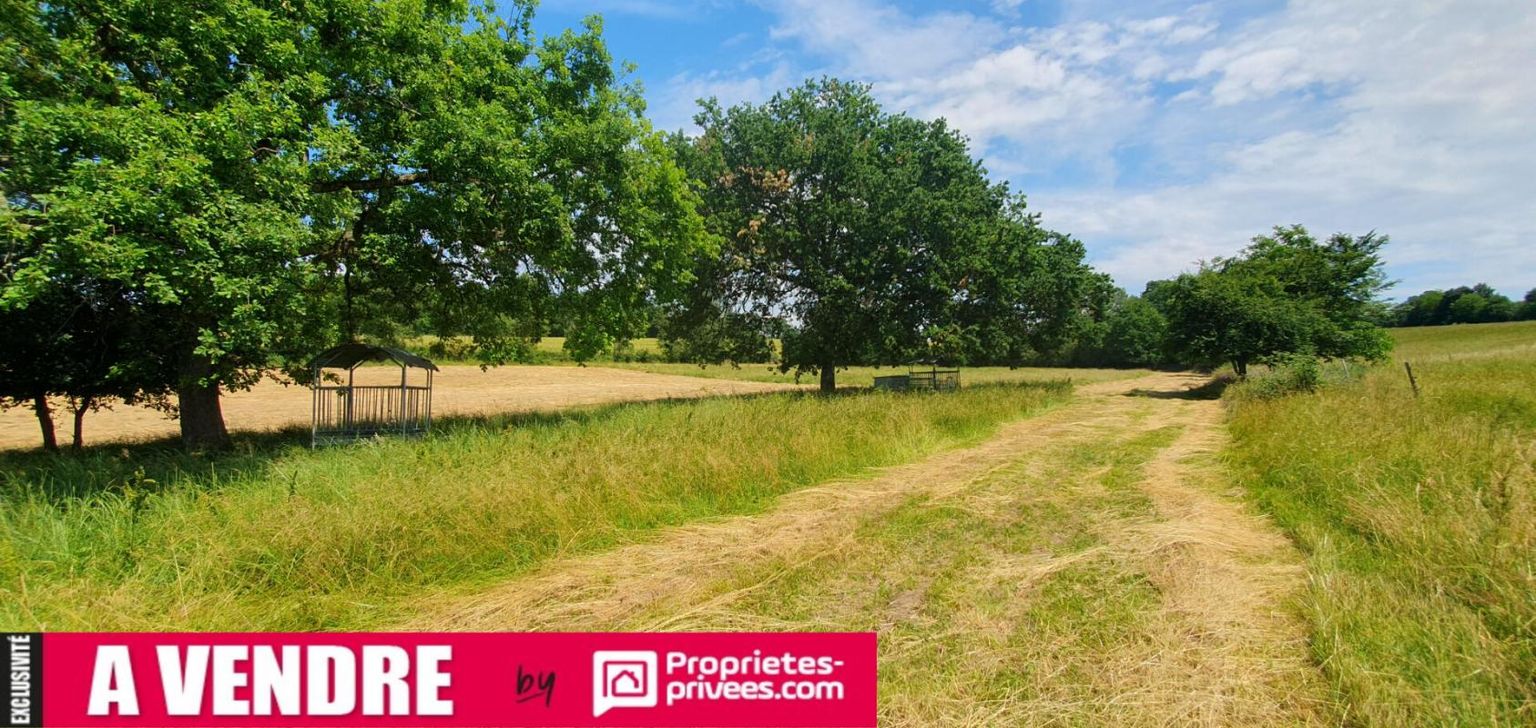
0,383,1067,630
1226,322,1536,724
1390,319,1536,361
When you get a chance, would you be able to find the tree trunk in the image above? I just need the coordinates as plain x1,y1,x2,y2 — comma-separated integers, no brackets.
819,361,837,393
178,354,230,450
1233,358,1248,378
32,393,57,451
71,396,91,451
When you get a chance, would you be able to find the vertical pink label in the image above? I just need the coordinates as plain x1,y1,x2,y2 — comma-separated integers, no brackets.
26,632,876,727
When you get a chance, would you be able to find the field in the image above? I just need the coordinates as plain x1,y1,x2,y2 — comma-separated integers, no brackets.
408,373,1336,725
1387,319,1536,360
1226,320,1536,724
2,323,1533,724
0,379,1076,630
0,362,1136,451
601,362,1138,388
0,365,792,451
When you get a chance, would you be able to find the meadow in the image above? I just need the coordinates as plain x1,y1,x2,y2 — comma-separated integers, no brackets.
1225,320,1536,724
6,318,1531,724
601,362,1140,388
413,334,1141,388
0,381,1071,630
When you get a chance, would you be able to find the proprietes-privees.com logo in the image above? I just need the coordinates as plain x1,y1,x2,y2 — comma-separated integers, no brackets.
592,650,847,717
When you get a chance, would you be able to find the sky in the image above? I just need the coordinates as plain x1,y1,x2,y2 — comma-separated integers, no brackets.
530,0,1536,300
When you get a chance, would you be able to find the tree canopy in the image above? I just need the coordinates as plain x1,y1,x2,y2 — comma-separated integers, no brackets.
1,0,706,448
1389,283,1531,326
664,78,1096,390
1,0,1415,449
1153,225,1392,376
1058,283,1169,369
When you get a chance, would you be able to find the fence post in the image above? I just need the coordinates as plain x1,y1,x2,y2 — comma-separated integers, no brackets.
1404,361,1420,397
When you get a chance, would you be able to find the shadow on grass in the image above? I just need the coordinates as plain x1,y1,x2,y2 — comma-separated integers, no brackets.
0,380,1066,504
1124,376,1232,401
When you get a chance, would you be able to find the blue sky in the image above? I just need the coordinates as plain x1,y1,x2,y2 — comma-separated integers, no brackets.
532,0,1536,299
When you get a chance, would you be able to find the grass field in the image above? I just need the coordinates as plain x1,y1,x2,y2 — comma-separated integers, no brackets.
1225,320,1536,724
403,372,1335,725
406,334,1147,389
601,362,1143,387
404,335,666,364
0,381,1070,630
1389,319,1536,361
6,319,1529,723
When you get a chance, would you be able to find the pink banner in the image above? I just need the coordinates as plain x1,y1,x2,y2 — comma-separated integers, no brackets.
12,632,875,727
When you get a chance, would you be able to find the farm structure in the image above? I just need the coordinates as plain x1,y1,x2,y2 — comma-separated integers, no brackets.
872,363,961,392
310,344,438,447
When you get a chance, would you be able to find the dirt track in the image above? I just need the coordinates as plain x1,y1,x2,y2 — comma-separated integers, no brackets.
0,366,797,451
406,373,1330,725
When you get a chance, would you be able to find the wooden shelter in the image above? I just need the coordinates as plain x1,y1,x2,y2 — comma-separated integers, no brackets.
310,343,437,447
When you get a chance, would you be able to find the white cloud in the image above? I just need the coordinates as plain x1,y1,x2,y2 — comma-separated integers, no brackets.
539,0,724,21
746,0,1217,171
766,0,1006,80
648,61,799,133
1043,0,1536,295
648,0,1536,296
992,0,1027,15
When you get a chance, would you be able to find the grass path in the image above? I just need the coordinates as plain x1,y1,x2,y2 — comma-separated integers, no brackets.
407,373,1333,725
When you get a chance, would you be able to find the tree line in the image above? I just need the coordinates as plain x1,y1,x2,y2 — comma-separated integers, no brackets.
1040,226,1393,375
3,0,705,449
1386,285,1536,327
1,0,1396,452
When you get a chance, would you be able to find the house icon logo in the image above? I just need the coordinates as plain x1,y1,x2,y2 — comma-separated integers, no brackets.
592,651,658,716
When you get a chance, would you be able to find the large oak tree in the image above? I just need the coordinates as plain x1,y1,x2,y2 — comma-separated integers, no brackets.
1,0,706,448
1154,225,1392,376
667,79,1096,390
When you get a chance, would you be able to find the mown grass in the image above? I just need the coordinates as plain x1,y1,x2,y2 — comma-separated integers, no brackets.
659,424,1182,723
1226,321,1536,725
644,405,1333,725
0,382,1069,630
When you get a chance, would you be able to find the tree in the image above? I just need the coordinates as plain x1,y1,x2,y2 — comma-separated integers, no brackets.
1522,289,1536,321
667,79,1093,390
1102,297,1169,367
2,0,705,448
1388,283,1521,326
0,298,67,451
1449,293,1489,324
0,259,177,450
950,205,1101,366
1393,290,1446,326
1158,269,1319,377
1057,291,1169,368
1157,225,1392,376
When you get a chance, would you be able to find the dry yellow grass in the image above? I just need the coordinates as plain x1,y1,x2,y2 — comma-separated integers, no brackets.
0,365,793,451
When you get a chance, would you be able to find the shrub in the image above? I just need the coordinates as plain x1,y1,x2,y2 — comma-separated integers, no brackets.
1242,353,1322,399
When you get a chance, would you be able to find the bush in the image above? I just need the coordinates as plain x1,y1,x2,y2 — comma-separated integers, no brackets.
1249,353,1321,398
1229,353,1375,403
